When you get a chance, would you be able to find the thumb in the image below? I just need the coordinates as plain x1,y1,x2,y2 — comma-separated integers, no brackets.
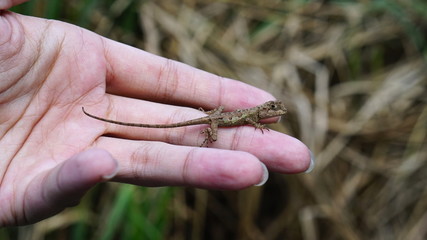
24,148,118,225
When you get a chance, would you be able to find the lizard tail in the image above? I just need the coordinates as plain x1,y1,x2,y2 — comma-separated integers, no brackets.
82,107,206,128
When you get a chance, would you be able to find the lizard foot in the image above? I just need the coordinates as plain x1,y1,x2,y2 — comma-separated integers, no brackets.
200,128,216,147
257,126,270,134
198,106,224,115
252,123,269,134
245,118,269,134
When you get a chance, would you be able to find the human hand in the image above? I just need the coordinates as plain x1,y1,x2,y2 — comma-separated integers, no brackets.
0,9,313,226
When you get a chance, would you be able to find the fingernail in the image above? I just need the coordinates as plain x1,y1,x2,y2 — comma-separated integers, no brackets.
255,162,269,186
102,159,119,180
304,150,315,173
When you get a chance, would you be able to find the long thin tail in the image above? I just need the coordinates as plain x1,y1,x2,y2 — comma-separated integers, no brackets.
82,107,206,128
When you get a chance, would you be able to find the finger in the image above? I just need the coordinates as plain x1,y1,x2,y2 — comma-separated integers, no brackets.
83,96,311,173
24,149,118,224
94,137,267,190
213,128,313,173
81,97,309,173
103,39,275,109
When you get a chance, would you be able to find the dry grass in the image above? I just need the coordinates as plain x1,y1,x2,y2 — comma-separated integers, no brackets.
129,2,427,239
6,0,427,239
147,1,427,239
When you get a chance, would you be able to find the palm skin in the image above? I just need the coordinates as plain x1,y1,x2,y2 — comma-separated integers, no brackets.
0,11,312,226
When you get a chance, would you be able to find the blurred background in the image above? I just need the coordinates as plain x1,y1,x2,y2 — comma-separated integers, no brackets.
3,0,427,239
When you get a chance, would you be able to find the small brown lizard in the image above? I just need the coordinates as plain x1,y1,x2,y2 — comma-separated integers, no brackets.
82,100,287,147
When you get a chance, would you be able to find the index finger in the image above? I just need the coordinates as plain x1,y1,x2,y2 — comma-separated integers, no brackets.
103,39,276,110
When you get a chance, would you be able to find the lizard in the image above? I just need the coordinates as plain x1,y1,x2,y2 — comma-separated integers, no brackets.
82,100,287,147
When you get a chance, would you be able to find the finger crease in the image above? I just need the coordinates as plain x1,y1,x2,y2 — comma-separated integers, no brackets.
182,148,196,185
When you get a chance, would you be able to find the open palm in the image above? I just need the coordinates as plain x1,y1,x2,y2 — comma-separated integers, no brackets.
0,11,312,226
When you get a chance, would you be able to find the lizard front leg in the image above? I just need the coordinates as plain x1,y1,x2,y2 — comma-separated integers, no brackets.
245,118,269,134
200,121,219,147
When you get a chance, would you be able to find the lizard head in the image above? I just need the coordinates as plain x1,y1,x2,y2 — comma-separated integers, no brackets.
258,100,287,119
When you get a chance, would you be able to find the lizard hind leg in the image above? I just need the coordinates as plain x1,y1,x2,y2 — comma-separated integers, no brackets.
199,106,224,115
200,127,215,147
200,121,220,147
